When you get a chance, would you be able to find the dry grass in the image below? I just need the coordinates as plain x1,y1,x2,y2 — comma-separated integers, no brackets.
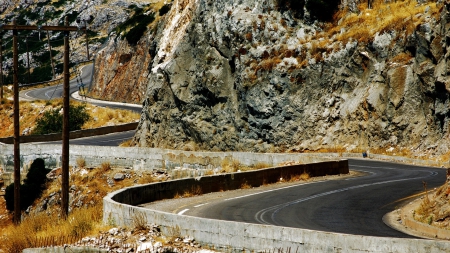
173,185,203,199
76,157,86,168
100,162,111,172
289,172,310,182
1,204,103,253
131,211,148,231
221,159,241,173
329,0,440,45
253,162,271,170
0,161,161,253
119,139,134,147
240,181,252,189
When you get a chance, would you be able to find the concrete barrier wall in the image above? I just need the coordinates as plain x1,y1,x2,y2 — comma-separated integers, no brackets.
0,143,446,186
103,160,450,253
109,160,348,205
0,122,138,144
23,246,108,253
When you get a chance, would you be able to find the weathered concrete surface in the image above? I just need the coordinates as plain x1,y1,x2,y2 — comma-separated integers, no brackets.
0,143,446,186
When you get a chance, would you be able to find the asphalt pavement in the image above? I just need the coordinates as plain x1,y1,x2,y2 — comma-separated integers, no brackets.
143,159,445,238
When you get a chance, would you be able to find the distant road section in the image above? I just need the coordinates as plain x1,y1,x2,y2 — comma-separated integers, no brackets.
18,64,142,146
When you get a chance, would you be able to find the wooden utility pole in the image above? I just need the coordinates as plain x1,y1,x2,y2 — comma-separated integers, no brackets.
61,16,70,219
12,19,20,224
0,19,86,222
0,38,3,100
46,24,56,80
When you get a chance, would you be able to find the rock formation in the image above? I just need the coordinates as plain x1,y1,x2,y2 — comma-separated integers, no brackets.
103,0,450,156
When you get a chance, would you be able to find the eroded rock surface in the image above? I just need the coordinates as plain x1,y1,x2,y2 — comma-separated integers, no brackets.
93,0,450,156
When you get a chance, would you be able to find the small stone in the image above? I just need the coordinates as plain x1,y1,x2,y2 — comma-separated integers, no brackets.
114,173,125,181
109,228,119,235
137,242,153,251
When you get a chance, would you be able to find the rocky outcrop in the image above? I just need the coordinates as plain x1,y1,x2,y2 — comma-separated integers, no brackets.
93,0,450,156
90,34,151,103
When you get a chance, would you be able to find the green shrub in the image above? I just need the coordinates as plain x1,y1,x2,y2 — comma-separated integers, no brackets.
116,7,155,45
4,158,51,211
125,23,148,45
32,104,91,135
305,0,340,21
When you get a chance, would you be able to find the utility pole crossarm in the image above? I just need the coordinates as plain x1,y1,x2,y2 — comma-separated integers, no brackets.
0,24,85,32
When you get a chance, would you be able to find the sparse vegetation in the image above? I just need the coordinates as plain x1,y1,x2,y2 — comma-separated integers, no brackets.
0,99,140,138
240,181,252,189
32,104,91,135
330,0,439,44
131,211,148,230
174,185,203,198
101,162,111,172
76,157,86,168
115,6,156,45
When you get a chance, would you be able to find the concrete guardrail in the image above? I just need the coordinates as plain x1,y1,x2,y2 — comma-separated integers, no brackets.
103,159,450,253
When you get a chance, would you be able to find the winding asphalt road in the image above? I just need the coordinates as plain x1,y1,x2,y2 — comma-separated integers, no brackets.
163,159,445,238
20,63,141,146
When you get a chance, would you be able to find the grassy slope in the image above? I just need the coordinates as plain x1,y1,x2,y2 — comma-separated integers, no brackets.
0,88,140,138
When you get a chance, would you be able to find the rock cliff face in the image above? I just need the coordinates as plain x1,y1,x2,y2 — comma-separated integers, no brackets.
90,34,151,103
95,0,450,155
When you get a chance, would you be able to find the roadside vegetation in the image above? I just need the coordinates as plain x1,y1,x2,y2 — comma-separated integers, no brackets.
0,96,140,138
0,157,314,252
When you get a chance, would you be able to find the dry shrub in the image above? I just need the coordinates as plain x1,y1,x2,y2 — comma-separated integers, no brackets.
221,159,241,173
245,32,253,41
204,169,214,176
182,141,199,151
290,172,310,182
132,211,148,230
390,52,413,64
255,58,282,72
137,174,155,184
183,185,202,197
239,47,247,55
101,162,111,172
119,139,134,147
76,157,86,168
253,162,270,170
330,0,439,45
240,181,252,189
